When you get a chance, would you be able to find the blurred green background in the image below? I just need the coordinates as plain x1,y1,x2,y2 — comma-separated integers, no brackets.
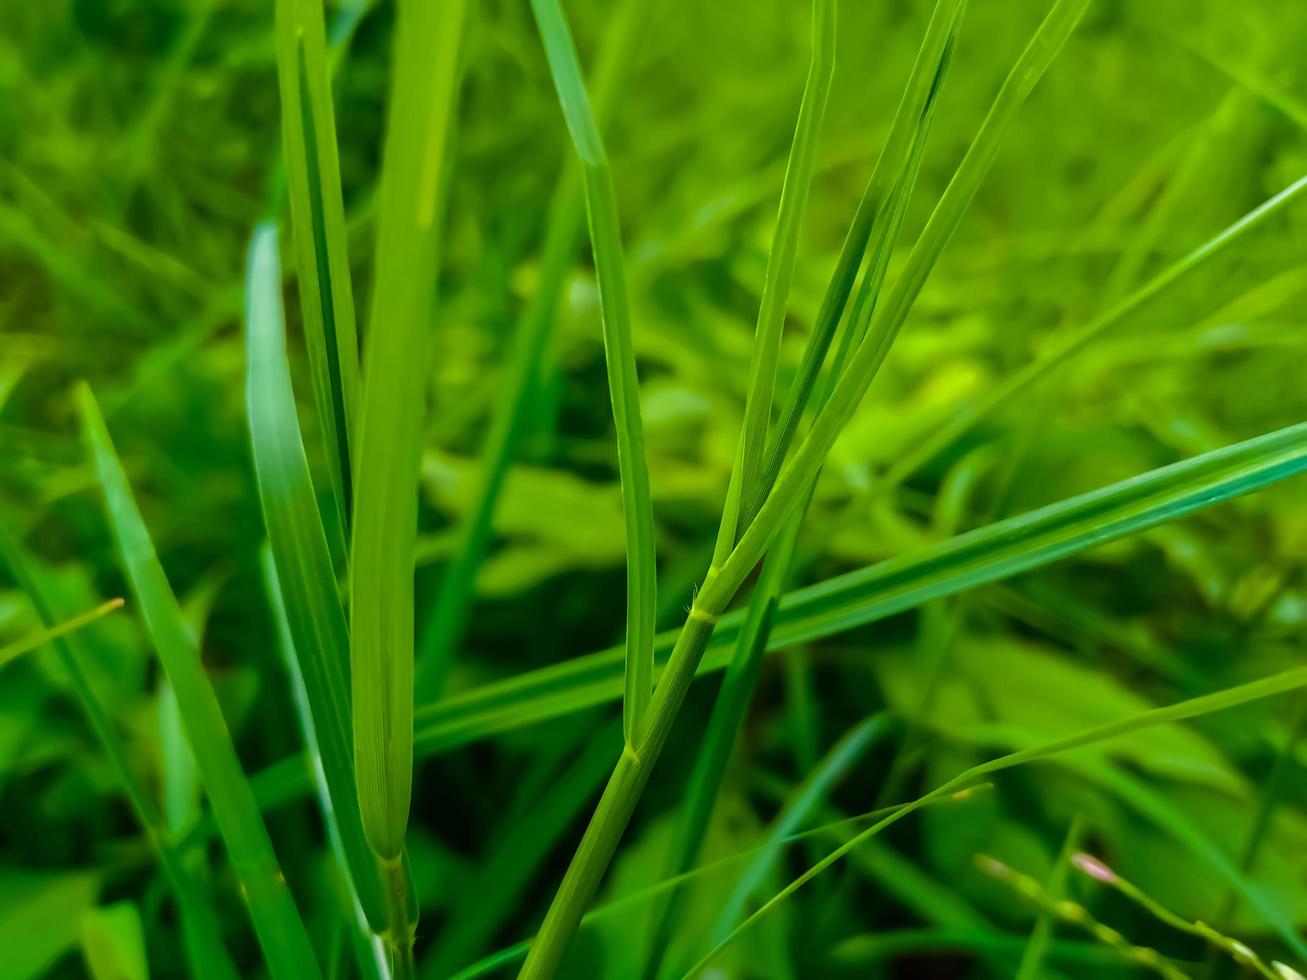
1,0,1306,976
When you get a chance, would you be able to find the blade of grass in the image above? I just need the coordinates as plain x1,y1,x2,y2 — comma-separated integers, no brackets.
415,0,649,701
531,0,657,744
239,420,1307,813
273,0,360,538
244,222,389,933
350,0,469,944
0,524,239,980
706,715,891,949
880,173,1307,490
77,385,322,980
0,597,124,671
685,664,1307,975
1015,814,1085,980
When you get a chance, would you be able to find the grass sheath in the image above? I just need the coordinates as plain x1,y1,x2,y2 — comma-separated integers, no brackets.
77,385,321,980
350,0,469,879
531,0,658,745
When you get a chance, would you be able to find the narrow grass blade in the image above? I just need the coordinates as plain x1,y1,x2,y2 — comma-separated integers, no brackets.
77,385,321,980
882,173,1307,489
712,0,836,561
273,0,360,537
1015,814,1084,980
706,714,890,946
0,597,124,671
351,0,469,873
686,664,1307,975
415,0,648,701
0,524,239,980
531,0,657,744
423,723,621,978
244,222,388,931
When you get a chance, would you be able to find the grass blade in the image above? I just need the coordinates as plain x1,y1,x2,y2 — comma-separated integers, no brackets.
244,222,388,932
531,0,657,743
351,0,468,858
881,173,1307,490
273,0,360,536
686,664,1307,975
350,0,469,969
1015,815,1085,980
0,596,123,671
415,0,647,701
77,385,322,980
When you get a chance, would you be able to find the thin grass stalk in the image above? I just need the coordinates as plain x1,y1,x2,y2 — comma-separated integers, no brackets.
530,0,658,743
0,524,239,980
77,386,321,980
415,0,649,702
689,665,1307,974
1015,815,1086,980
273,0,360,538
0,597,123,670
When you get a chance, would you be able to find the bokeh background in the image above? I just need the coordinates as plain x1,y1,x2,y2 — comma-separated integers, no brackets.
1,0,1306,976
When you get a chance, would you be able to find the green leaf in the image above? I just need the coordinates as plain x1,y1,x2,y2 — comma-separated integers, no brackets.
273,0,360,538
244,222,388,931
0,868,100,980
81,902,149,980
77,384,321,980
531,0,658,744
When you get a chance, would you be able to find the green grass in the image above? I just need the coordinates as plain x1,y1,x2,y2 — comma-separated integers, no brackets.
2,0,1307,977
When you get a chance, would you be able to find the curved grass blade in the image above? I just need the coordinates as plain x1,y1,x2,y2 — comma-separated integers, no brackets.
77,385,322,980
685,664,1307,975
273,0,360,537
415,0,649,701
531,0,657,744
0,597,124,671
244,222,388,932
0,525,239,980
